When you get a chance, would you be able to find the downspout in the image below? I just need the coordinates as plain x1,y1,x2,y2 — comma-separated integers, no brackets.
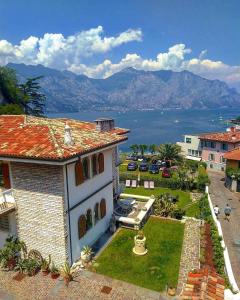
65,165,73,265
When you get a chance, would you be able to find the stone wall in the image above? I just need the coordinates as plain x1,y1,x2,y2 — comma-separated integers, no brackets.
11,162,68,266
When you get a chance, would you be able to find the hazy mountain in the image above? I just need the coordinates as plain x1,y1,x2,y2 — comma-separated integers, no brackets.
7,63,240,113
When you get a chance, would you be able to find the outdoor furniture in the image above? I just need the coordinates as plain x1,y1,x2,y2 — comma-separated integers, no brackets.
144,181,149,189
149,181,154,189
132,180,137,188
125,179,131,188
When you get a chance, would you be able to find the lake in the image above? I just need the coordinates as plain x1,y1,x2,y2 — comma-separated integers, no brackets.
49,108,240,151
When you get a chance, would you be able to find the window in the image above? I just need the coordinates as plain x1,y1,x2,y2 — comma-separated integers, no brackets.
210,141,216,149
220,156,226,163
75,160,84,186
221,143,228,151
199,151,202,157
86,209,93,230
82,158,90,180
94,203,100,224
78,215,87,239
0,163,11,189
0,216,9,231
98,153,104,174
92,155,98,176
210,164,213,169
209,153,215,161
100,198,106,219
186,137,192,144
188,149,191,155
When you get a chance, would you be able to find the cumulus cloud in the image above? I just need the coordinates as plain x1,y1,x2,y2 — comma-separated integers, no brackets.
0,27,239,87
0,26,142,68
69,44,240,88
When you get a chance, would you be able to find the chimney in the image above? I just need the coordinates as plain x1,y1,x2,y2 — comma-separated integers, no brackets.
95,118,115,132
64,123,74,145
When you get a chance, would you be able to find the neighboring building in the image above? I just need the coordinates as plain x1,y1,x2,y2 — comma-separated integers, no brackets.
177,134,202,160
224,147,240,192
199,127,240,171
0,115,129,265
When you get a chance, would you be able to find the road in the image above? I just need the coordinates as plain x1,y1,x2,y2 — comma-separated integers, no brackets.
208,170,240,288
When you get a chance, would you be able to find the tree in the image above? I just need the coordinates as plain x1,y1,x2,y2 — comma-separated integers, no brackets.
149,144,157,155
139,144,148,156
18,77,46,116
130,144,139,155
158,143,182,162
0,66,46,116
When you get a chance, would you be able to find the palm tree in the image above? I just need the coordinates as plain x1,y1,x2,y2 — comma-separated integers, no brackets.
149,144,157,155
139,144,148,156
158,143,181,162
130,144,139,155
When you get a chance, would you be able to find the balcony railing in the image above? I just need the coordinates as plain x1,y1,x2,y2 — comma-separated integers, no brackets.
0,189,15,216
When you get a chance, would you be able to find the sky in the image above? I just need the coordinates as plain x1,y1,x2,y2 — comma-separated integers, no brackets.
0,0,239,88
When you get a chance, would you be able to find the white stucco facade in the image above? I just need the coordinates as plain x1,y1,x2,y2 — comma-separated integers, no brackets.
64,148,115,263
177,135,202,158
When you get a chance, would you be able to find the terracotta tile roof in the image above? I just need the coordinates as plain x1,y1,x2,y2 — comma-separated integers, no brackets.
224,147,240,161
0,115,129,161
199,130,240,143
181,268,225,300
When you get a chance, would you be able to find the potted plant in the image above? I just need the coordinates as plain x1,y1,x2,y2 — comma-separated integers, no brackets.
167,285,176,296
50,262,60,279
25,258,39,276
41,255,51,276
132,230,148,256
81,246,93,263
60,262,74,286
0,236,24,270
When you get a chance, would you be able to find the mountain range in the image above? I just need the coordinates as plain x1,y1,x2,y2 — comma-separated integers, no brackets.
6,63,240,113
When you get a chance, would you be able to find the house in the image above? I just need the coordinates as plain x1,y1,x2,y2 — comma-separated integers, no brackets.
224,147,240,192
0,115,129,265
177,134,202,161
199,127,240,171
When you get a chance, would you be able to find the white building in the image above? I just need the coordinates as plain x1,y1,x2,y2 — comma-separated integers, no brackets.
0,115,129,265
177,134,202,160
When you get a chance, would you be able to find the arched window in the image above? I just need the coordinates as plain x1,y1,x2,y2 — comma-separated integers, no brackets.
86,209,93,230
94,203,99,224
82,157,89,180
98,153,104,174
92,154,98,176
78,215,86,239
75,160,84,186
100,198,106,219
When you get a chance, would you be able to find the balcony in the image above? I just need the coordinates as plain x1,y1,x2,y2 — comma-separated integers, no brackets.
0,189,15,216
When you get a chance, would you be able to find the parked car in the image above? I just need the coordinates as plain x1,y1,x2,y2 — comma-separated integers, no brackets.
127,162,138,171
162,168,171,178
149,164,159,174
138,155,148,162
139,163,149,172
126,155,138,161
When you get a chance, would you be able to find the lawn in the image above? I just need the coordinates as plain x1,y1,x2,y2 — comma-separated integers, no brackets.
123,186,191,209
95,217,185,292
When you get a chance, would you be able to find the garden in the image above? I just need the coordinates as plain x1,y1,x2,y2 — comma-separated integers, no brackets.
94,217,184,292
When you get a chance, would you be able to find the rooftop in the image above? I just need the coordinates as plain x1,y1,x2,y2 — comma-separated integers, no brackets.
0,115,129,161
199,129,240,143
224,147,240,161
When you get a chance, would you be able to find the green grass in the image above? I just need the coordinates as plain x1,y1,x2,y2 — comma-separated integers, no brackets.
123,186,191,209
185,202,200,218
95,217,184,291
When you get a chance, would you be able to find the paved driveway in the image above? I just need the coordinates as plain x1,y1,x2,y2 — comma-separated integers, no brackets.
208,170,240,288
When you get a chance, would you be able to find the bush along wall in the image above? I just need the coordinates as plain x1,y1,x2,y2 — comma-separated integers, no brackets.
198,195,230,288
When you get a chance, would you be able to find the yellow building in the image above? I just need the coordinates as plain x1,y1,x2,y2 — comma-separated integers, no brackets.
224,148,240,170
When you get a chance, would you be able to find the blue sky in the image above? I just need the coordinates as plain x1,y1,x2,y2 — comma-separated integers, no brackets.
0,0,239,87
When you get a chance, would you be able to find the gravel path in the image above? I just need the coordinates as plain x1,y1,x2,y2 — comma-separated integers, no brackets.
177,218,201,294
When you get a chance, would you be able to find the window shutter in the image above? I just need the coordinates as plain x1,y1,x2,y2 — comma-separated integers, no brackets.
98,153,104,173
75,160,84,186
2,163,11,189
100,198,106,219
78,215,86,239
